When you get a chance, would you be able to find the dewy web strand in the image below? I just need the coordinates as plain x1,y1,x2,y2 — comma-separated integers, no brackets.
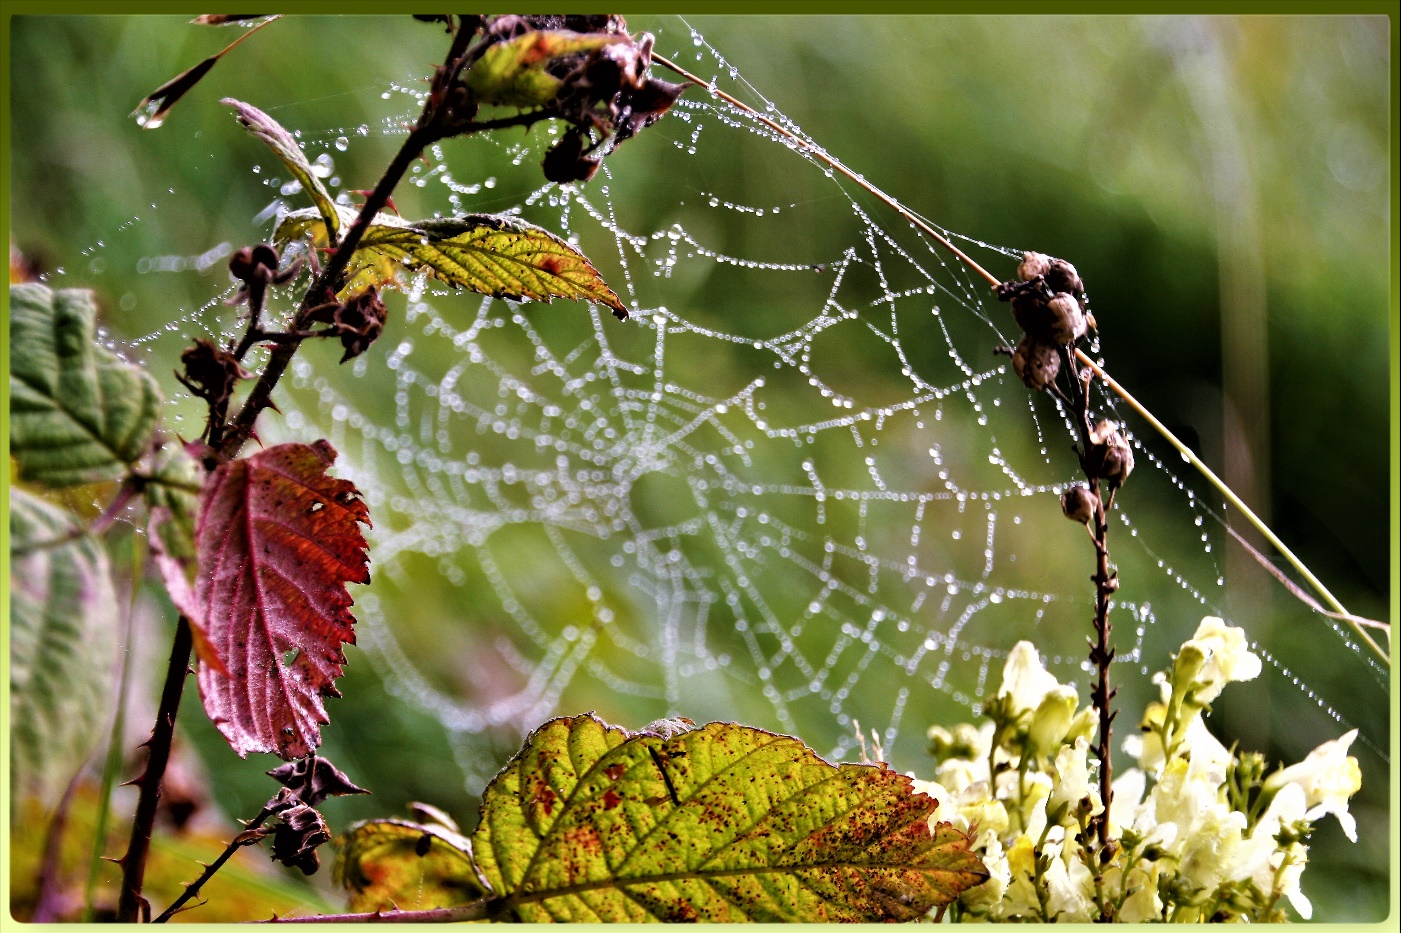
93,21,1389,773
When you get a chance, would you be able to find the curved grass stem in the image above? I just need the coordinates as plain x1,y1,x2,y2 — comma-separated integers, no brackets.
654,53,1389,668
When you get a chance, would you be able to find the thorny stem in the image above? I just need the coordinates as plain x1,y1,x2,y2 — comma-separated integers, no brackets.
654,53,1388,666
1062,349,1118,868
259,902,494,923
217,120,440,460
120,16,481,921
154,805,279,923
116,617,194,923
217,14,482,460
84,533,144,921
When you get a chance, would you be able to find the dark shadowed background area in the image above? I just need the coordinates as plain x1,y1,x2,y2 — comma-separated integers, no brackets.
8,14,1391,921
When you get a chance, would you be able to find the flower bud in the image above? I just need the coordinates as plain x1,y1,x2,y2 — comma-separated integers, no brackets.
1086,420,1134,486
1046,258,1083,297
228,243,281,283
1012,335,1060,391
1044,292,1087,346
1028,686,1079,757
1017,251,1051,282
1172,642,1208,693
1060,483,1096,524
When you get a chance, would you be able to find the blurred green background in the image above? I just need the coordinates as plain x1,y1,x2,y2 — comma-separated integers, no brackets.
8,14,1391,921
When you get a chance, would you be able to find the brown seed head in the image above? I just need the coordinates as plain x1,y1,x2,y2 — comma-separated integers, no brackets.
1086,420,1134,486
1011,335,1060,392
1046,258,1084,297
1045,292,1088,346
1018,251,1051,282
1060,483,1097,524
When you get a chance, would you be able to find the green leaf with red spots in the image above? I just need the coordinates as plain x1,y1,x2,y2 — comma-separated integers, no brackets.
169,440,370,761
274,207,627,318
463,30,624,108
335,816,488,914
334,715,985,921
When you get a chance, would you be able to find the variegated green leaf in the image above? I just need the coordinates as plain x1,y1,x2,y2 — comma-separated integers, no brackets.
9,284,161,487
275,207,627,318
335,716,987,922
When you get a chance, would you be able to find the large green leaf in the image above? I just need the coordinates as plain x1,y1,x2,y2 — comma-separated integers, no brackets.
336,817,489,913
9,284,161,487
224,97,340,239
331,716,985,921
276,207,627,317
9,488,118,813
464,30,623,108
471,716,986,921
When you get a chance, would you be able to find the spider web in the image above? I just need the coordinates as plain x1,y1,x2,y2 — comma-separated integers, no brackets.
88,21,1386,788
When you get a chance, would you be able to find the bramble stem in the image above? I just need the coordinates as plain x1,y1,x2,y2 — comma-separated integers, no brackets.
259,902,494,923
217,121,442,460
118,16,483,921
154,806,277,922
116,617,193,923
217,13,485,460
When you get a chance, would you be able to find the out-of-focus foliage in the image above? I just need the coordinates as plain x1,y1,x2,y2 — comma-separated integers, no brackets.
8,786,331,922
8,284,161,486
9,489,117,813
8,14,1389,921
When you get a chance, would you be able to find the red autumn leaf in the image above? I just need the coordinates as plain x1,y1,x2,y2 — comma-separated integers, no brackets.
184,440,370,760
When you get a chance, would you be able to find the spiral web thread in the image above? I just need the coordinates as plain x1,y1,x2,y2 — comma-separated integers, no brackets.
100,23,1385,787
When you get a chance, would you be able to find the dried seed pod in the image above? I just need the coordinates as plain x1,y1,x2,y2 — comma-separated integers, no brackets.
309,287,389,363
1010,289,1049,336
541,128,601,184
1012,335,1060,391
1018,251,1051,282
1086,420,1135,486
1046,258,1084,298
177,339,249,408
1044,291,1088,346
270,803,330,876
1060,483,1097,524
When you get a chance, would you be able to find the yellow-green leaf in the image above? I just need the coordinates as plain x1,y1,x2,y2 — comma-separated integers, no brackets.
225,98,340,240
336,817,488,914
464,31,623,108
275,207,627,318
470,715,987,922
9,284,162,487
